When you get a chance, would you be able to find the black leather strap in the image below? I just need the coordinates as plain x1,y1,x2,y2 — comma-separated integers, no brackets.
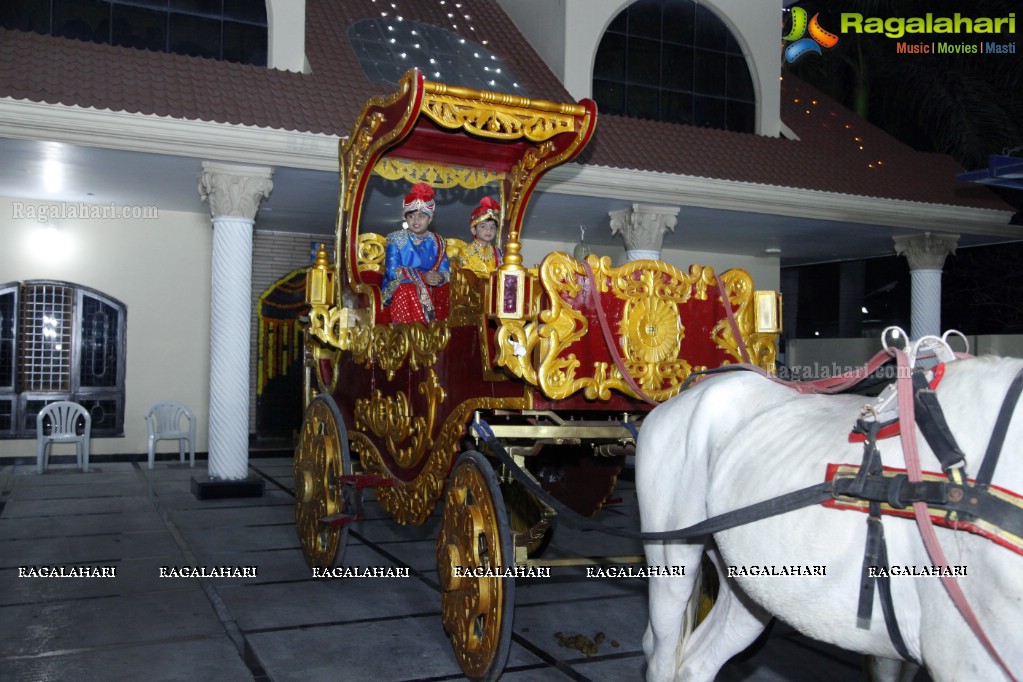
833,475,949,510
912,372,967,473
976,368,1023,486
472,419,833,542
853,424,915,663
874,526,915,662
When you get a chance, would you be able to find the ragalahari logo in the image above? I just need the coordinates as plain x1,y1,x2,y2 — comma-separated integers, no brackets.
783,7,839,63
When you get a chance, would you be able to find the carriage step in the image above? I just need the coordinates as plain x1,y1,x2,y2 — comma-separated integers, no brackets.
317,474,397,527
339,473,396,490
319,512,360,527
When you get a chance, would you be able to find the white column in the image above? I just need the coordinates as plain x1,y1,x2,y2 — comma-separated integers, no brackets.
266,0,308,73
609,203,680,262
893,233,958,340
198,162,273,481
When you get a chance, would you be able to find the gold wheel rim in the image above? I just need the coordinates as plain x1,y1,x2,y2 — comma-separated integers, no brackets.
294,397,345,568
437,455,507,679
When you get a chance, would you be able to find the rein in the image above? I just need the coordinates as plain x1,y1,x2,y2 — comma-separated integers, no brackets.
471,418,836,542
894,350,1020,681
582,260,659,405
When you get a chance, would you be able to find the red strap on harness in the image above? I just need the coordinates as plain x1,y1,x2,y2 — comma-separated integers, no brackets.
582,261,659,406
895,349,1018,681
716,276,752,365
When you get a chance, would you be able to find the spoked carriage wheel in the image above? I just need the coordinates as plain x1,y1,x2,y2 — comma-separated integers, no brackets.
437,451,515,682
294,394,352,569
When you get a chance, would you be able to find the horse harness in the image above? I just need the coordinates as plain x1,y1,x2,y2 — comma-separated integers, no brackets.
471,362,1023,670
830,364,1023,665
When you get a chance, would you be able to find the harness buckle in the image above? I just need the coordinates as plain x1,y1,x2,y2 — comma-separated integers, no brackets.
892,478,949,509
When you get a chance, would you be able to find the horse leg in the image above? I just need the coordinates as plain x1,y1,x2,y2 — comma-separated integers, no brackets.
675,547,771,682
643,541,704,682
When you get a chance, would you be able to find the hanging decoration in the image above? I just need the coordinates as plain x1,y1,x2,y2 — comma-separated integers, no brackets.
573,224,591,262
257,268,309,396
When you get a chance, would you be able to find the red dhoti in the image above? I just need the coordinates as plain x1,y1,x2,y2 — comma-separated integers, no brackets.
388,282,450,323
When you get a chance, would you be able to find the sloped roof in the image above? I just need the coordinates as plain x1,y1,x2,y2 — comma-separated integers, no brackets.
579,76,1007,210
0,0,1010,212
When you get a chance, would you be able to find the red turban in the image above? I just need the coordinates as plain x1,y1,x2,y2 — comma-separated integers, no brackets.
470,196,501,228
403,182,436,217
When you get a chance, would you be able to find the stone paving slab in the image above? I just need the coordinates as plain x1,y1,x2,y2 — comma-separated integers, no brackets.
183,522,302,557
197,547,312,586
246,614,546,682
368,536,441,572
512,593,647,668
0,635,252,682
216,566,441,632
6,481,147,500
350,514,442,543
0,588,222,658
0,494,156,519
14,465,140,482
571,653,649,682
2,529,184,565
513,569,646,606
169,504,294,530
0,509,168,540
0,555,192,606
149,486,294,511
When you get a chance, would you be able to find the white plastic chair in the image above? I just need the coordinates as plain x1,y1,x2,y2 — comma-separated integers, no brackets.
37,401,92,473
145,401,196,469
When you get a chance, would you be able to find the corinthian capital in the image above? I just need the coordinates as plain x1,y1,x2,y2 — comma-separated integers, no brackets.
199,162,274,221
893,232,959,271
609,203,680,255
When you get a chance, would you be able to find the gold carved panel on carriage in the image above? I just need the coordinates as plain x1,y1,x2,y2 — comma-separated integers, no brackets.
493,252,779,403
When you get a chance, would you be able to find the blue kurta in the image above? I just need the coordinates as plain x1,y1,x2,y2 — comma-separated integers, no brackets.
381,229,450,321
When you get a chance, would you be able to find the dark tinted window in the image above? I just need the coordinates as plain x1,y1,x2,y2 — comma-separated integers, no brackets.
593,0,755,133
1,0,267,66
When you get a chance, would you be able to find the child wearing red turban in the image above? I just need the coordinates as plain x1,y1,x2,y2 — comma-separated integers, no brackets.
381,183,450,323
457,196,503,278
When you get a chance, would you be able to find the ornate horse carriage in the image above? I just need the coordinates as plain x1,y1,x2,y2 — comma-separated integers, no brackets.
295,69,781,680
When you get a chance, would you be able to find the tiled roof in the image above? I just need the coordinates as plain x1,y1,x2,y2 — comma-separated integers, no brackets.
0,0,1009,211
0,0,570,135
578,77,1008,210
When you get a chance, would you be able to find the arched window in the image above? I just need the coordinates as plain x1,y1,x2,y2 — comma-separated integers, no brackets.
0,281,126,438
0,0,268,66
593,0,755,132
349,18,524,93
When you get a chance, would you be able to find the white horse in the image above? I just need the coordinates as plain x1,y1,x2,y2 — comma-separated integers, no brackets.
637,355,1023,682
